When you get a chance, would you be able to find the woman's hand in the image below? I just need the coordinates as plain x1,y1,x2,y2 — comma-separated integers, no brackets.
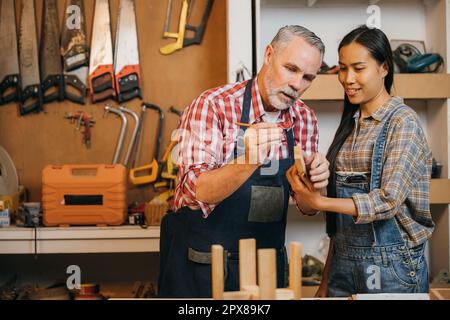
286,166,324,211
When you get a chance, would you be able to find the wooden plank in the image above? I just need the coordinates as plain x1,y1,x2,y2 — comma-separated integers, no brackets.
0,226,161,254
302,74,450,100
1,0,227,204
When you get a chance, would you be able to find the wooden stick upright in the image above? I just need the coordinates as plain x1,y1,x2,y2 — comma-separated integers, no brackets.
239,239,258,298
258,249,277,300
212,245,224,300
289,242,303,300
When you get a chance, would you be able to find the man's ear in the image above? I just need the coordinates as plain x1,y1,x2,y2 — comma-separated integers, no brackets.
264,45,275,66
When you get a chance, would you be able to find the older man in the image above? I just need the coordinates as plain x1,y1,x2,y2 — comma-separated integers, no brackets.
158,25,330,298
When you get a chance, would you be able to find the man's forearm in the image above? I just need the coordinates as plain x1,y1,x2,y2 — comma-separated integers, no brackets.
196,156,259,204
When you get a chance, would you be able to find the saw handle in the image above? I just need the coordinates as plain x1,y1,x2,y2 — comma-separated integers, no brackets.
119,88,142,103
64,74,87,105
0,74,21,105
41,75,65,103
19,84,43,116
129,160,159,186
92,88,116,103
118,73,140,94
183,0,214,47
92,73,114,94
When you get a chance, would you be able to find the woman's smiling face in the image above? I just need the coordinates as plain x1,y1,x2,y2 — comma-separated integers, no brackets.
338,42,388,106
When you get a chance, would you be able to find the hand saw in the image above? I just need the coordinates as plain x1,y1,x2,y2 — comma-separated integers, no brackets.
89,0,116,103
114,0,142,103
160,0,214,55
40,0,64,103
129,103,164,186
19,0,43,115
61,0,89,104
0,0,21,105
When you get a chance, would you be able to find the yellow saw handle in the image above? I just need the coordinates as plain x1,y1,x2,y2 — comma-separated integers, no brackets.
160,0,189,55
129,160,159,186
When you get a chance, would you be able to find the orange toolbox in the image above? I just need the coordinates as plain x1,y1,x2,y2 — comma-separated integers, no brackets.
42,165,127,227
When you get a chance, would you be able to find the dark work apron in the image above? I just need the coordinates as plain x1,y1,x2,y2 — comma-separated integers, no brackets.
158,79,295,298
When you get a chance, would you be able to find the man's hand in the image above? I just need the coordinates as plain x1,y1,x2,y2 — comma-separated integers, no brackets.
243,123,283,165
304,152,330,190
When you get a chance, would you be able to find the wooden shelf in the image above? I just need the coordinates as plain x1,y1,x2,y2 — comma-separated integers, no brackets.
0,226,161,255
302,74,450,100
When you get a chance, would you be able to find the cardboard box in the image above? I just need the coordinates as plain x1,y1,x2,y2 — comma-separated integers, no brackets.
0,201,10,228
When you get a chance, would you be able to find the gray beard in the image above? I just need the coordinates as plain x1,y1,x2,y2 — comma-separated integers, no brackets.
267,91,295,111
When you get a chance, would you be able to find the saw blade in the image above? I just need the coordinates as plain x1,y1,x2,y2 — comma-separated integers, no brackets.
19,0,41,88
0,146,19,196
114,0,140,74
61,0,89,72
89,0,113,75
0,0,20,82
40,0,62,80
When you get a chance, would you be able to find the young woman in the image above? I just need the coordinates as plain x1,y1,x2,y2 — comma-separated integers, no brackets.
287,26,435,296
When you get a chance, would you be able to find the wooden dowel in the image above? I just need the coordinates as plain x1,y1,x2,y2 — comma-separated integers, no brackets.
289,242,303,300
212,245,224,300
239,239,257,290
258,249,276,300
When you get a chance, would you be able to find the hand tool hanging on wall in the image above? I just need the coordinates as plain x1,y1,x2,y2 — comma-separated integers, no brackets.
115,0,142,103
160,0,214,55
61,0,89,104
129,104,147,170
119,106,140,167
153,107,183,189
169,106,183,117
0,0,21,105
89,0,116,103
65,112,96,148
129,103,164,186
40,0,64,103
104,106,128,165
19,0,43,115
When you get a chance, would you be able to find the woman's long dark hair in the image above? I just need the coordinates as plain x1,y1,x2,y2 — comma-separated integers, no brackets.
325,26,395,236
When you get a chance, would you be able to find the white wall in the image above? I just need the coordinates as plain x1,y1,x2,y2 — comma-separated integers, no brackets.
260,0,427,69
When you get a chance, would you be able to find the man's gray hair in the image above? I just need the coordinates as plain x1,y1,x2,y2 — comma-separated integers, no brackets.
271,25,325,60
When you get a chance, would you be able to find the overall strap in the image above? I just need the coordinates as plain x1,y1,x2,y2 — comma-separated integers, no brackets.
370,106,407,190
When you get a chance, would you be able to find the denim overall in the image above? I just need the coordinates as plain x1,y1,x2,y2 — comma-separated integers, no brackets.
328,106,429,297
158,79,294,298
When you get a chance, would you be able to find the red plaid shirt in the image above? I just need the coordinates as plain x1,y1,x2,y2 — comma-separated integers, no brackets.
173,79,319,217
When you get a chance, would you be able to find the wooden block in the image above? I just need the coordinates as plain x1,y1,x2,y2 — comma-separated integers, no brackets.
212,245,224,300
223,291,253,300
239,239,257,290
289,242,302,300
293,147,315,191
258,249,276,300
430,288,450,300
276,288,294,300
242,285,260,300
